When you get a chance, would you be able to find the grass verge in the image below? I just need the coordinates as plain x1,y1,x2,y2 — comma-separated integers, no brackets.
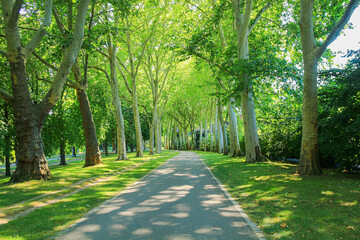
196,151,360,240
0,150,178,240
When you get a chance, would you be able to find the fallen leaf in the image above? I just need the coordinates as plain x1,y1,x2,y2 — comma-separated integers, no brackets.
280,223,288,229
346,226,355,230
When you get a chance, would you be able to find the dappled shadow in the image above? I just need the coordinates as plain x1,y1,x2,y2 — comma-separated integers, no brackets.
58,152,259,240
200,152,360,239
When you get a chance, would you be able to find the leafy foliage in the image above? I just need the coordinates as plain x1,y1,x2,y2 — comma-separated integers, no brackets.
318,51,360,170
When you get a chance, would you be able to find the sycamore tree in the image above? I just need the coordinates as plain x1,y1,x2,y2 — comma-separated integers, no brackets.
0,0,90,182
116,0,168,157
297,0,359,175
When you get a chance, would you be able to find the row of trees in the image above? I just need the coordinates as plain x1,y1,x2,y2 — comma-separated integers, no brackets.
0,0,359,182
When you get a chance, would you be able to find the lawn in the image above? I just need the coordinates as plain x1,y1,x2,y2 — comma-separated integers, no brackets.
0,150,178,240
196,151,360,240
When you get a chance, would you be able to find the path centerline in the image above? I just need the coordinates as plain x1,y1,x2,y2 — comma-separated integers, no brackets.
58,151,263,240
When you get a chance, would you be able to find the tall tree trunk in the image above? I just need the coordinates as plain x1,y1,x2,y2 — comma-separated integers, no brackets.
149,106,157,155
76,88,102,167
200,110,203,150
109,45,127,160
131,80,143,157
2,0,89,182
71,146,76,157
241,90,261,161
110,83,127,160
155,116,162,153
209,101,214,152
228,98,242,156
204,107,208,151
232,0,262,162
10,61,52,182
103,141,109,156
218,100,228,155
59,138,67,165
297,0,358,175
214,102,219,152
218,117,223,153
4,106,11,177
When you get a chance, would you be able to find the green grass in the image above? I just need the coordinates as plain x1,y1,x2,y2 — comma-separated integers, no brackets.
0,154,86,175
196,151,360,240
0,150,178,240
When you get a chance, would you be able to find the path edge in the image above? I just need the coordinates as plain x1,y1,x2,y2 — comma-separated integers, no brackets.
197,153,266,240
53,151,179,240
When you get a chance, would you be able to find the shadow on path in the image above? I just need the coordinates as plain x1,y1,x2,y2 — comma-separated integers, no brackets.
58,151,261,240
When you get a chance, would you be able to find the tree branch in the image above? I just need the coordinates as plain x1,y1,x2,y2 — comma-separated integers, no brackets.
315,0,359,58
116,63,132,95
249,2,271,33
0,88,14,105
24,0,53,59
32,52,78,88
7,0,23,29
33,52,58,71
89,66,111,84
38,0,90,125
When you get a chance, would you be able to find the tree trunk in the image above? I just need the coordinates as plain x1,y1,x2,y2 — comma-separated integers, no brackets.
228,98,242,156
209,102,213,152
218,117,223,153
214,102,219,152
204,107,208,151
200,111,203,150
110,83,127,160
297,0,322,175
72,146,77,157
59,139,67,165
218,100,228,155
298,63,321,173
149,106,157,155
103,141,109,156
155,116,162,153
10,60,52,182
76,88,102,167
109,45,127,160
241,90,261,161
232,0,262,162
131,80,143,157
2,0,90,182
4,106,11,177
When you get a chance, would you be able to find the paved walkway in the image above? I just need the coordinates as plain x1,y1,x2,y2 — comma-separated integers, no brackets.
58,151,263,240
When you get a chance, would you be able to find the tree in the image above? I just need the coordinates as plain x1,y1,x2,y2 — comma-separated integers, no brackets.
92,3,128,160
298,0,359,175
116,1,168,157
0,0,90,182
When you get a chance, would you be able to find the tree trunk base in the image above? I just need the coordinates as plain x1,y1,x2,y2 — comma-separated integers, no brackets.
10,158,52,182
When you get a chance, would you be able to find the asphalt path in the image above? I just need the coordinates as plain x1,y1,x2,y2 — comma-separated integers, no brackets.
58,151,263,240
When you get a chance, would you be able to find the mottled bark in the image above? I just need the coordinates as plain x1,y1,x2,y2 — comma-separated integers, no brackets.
108,44,127,160
2,0,90,182
214,102,219,152
228,98,242,156
76,88,102,167
4,106,11,177
298,0,357,175
131,83,143,157
155,116,162,153
209,101,214,152
232,0,262,162
149,106,157,155
218,100,228,155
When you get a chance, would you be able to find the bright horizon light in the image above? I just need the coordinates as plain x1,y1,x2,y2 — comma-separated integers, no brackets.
329,7,360,66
